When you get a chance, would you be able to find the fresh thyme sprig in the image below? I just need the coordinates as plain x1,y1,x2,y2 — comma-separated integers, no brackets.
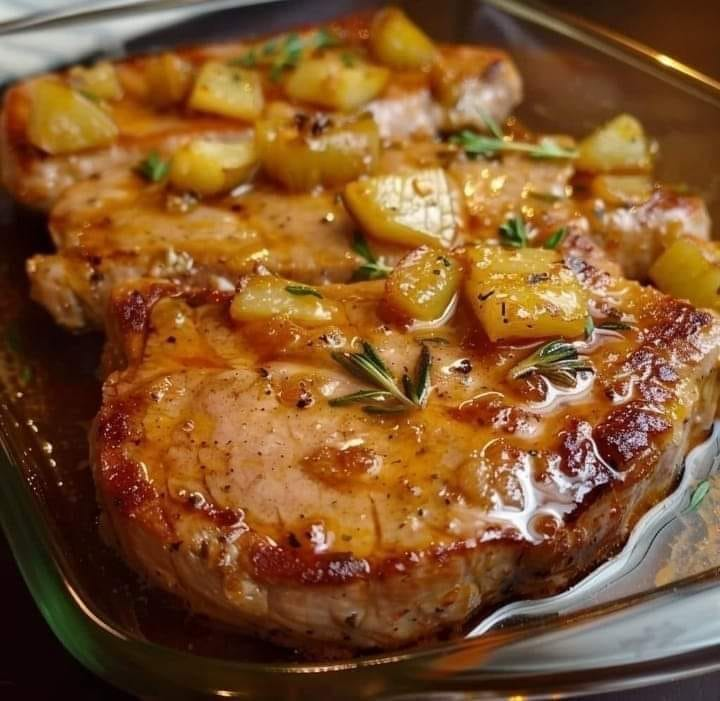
451,130,578,161
586,318,633,338
543,227,568,250
598,320,632,331
499,215,529,248
136,152,169,182
231,28,341,80
330,342,432,413
509,339,593,389
285,284,323,298
351,232,393,280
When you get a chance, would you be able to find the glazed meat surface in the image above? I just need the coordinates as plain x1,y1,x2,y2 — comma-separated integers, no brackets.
93,238,720,651
4,4,720,658
0,17,521,210
30,144,708,330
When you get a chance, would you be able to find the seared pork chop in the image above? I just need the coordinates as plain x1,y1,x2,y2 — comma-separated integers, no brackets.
93,239,720,651
1,14,521,210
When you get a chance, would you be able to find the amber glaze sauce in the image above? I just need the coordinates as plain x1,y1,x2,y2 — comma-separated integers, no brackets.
2,191,719,662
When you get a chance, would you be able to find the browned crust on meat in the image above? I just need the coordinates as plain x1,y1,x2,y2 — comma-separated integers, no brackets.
93,275,720,594
94,395,173,539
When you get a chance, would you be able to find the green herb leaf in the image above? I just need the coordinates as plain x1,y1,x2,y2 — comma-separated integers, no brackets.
509,338,593,388
687,479,711,512
270,32,304,81
285,284,323,299
451,130,578,160
340,51,356,67
262,39,278,56
19,365,33,386
351,232,393,280
330,341,432,413
598,320,632,331
543,227,568,250
136,152,169,183
584,317,595,339
315,27,340,49
479,109,503,139
236,49,257,67
499,215,529,248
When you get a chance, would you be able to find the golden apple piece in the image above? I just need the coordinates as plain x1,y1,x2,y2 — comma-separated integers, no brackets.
284,54,390,112
370,7,436,70
343,169,463,248
256,115,380,191
384,247,461,322
26,81,119,155
577,114,652,173
591,174,653,205
650,237,720,311
68,61,123,101
145,52,194,107
169,139,257,196
465,246,589,341
188,61,264,121
230,276,341,326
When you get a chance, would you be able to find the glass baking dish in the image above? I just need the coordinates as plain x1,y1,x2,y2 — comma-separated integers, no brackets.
1,0,720,698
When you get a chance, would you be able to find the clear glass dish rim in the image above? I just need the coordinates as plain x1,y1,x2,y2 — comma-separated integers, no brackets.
1,0,720,696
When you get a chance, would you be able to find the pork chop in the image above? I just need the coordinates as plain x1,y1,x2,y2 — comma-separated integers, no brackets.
1,12,521,210
92,241,720,651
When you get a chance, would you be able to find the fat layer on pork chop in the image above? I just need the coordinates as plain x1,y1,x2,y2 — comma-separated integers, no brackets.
92,239,720,652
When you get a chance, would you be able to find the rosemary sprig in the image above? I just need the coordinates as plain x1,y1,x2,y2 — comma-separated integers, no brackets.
479,109,503,139
585,318,632,339
136,152,169,182
598,320,632,331
686,479,711,513
509,339,593,388
543,227,568,250
451,129,578,161
499,215,529,248
584,317,595,339
330,342,432,413
351,232,393,280
285,284,323,298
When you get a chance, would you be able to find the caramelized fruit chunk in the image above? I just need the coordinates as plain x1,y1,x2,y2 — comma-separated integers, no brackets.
68,61,123,101
284,54,390,112
145,53,194,107
577,114,652,173
169,139,257,196
188,62,264,120
370,7,436,70
257,115,380,191
26,81,119,155
650,237,720,311
230,276,341,326
384,246,460,322
344,168,462,248
465,246,589,341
